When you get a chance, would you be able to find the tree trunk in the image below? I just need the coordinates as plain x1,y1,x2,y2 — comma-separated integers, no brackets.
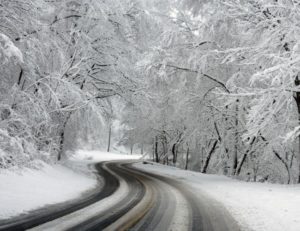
185,146,189,170
201,146,205,170
236,137,256,176
141,143,144,155
130,143,134,155
235,153,247,176
289,152,294,169
294,75,300,183
202,140,218,173
172,143,177,165
273,150,291,184
58,112,72,161
107,124,111,152
294,75,300,184
232,99,239,175
163,144,168,165
155,136,159,163
162,135,168,165
152,139,155,161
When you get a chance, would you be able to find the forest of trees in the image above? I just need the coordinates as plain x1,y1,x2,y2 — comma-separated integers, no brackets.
1,0,300,184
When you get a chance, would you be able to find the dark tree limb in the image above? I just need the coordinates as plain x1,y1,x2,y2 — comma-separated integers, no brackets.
166,64,229,92
202,140,218,173
273,150,291,184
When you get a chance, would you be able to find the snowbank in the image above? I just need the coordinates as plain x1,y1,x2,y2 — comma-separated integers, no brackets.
135,162,300,231
0,150,141,220
0,161,97,219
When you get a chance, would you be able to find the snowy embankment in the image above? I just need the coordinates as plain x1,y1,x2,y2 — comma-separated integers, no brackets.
0,150,141,220
135,162,300,231
0,160,97,220
32,151,142,231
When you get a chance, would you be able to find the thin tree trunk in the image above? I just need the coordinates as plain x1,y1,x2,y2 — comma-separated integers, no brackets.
152,141,155,162
162,136,168,165
130,143,134,155
201,146,205,170
290,152,294,169
235,153,247,176
273,150,291,184
236,137,256,176
232,99,239,175
152,138,155,161
172,143,177,165
294,75,300,183
253,171,257,182
185,146,189,170
107,124,111,152
214,121,229,175
155,136,159,163
58,112,72,161
202,140,218,173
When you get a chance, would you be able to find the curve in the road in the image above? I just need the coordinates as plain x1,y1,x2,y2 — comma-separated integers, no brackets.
75,162,240,231
71,162,239,231
0,160,241,231
67,162,147,231
128,164,240,231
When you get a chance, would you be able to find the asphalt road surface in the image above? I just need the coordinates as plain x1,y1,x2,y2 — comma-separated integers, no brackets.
0,161,240,231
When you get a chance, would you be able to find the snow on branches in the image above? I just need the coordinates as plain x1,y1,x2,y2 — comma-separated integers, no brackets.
0,33,23,64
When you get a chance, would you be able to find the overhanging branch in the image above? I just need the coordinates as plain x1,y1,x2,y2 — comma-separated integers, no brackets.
166,64,229,92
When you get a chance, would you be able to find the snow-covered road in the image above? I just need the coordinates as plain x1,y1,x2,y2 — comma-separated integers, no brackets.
0,151,239,231
29,160,239,231
135,161,300,231
1,151,299,231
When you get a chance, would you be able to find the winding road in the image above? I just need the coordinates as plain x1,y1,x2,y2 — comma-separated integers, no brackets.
0,161,240,231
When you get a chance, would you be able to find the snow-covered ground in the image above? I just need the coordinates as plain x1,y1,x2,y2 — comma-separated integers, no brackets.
0,150,141,220
30,151,142,231
5,150,297,231
72,149,142,162
0,161,97,220
135,162,300,231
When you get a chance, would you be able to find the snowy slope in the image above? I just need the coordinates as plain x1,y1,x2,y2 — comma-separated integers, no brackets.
0,161,97,219
135,162,300,231
0,150,141,220
29,151,142,231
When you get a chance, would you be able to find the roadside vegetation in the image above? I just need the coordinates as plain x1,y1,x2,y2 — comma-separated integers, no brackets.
1,0,300,184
